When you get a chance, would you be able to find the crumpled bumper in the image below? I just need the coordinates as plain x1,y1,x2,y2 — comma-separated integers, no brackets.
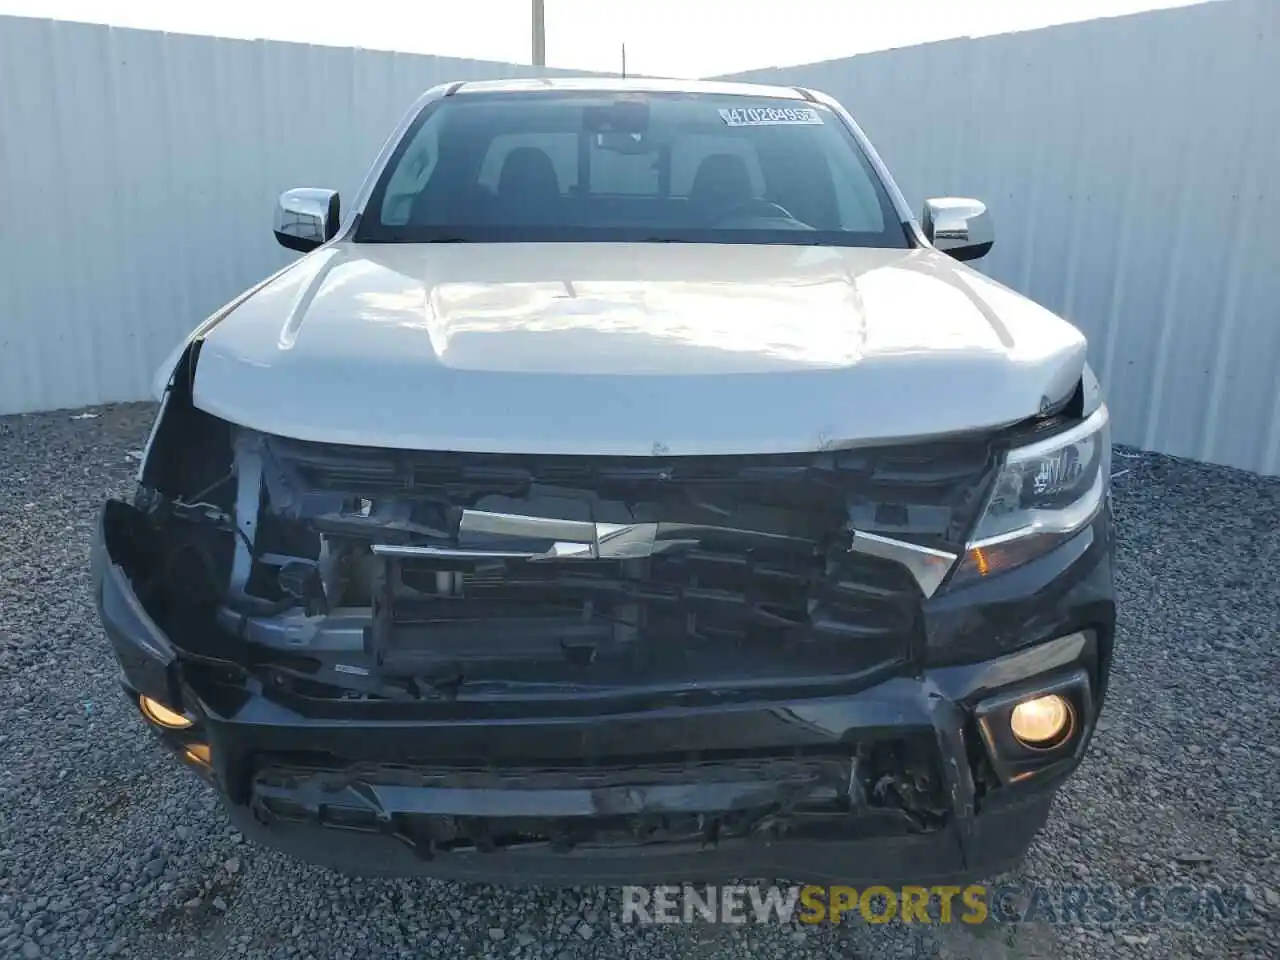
220,788,1056,885
95,505,1114,885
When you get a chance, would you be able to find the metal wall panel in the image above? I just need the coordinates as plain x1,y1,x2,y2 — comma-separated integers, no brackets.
2,5,1277,474
0,16,583,415
728,0,1280,474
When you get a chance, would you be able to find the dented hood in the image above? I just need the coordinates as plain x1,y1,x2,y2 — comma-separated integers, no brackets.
187,242,1087,455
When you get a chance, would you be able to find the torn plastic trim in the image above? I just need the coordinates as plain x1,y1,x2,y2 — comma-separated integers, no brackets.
95,502,181,709
243,740,950,857
848,533,956,599
922,687,977,868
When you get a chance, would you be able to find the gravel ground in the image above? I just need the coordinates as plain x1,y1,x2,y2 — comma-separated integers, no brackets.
0,402,1276,960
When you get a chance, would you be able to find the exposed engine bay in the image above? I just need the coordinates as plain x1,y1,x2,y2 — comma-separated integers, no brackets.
108,345,1006,705
96,344,1110,875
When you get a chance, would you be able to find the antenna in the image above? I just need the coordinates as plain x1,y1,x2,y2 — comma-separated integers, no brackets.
621,42,627,78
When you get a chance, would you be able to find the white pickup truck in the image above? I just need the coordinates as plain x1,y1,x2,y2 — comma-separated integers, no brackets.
96,77,1114,885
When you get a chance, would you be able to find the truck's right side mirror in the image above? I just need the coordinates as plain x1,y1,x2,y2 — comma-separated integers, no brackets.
923,198,994,262
274,188,340,253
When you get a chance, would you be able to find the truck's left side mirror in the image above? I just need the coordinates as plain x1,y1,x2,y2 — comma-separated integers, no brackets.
922,197,993,262
274,188,340,253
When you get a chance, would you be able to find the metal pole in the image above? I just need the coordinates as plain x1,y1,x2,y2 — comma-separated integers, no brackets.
532,0,546,67
621,42,626,78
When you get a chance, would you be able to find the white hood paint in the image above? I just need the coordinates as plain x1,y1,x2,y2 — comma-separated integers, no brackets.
189,242,1088,456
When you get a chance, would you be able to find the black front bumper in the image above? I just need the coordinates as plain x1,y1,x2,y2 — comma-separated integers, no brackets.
95,508,1114,885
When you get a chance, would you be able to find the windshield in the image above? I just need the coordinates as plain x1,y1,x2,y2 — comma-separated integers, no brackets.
357,91,910,247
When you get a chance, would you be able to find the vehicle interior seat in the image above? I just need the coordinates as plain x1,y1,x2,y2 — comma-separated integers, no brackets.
495,146,563,224
687,153,755,222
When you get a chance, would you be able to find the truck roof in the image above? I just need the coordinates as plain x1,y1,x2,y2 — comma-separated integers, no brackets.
452,77,810,100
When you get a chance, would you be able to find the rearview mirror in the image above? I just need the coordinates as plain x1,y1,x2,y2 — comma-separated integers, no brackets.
594,131,655,155
922,198,993,262
274,188,340,253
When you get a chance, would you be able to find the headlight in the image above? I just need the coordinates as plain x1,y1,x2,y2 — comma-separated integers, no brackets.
953,406,1110,582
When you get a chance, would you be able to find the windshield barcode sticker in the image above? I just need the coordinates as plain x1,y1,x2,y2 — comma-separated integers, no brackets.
718,106,823,127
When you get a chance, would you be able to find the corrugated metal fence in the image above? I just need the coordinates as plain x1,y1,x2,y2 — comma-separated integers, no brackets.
0,15,584,416
2,3,1278,474
729,0,1280,474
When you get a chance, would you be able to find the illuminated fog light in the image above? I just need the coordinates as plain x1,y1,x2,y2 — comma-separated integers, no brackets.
183,743,212,767
1009,694,1073,747
139,695,193,730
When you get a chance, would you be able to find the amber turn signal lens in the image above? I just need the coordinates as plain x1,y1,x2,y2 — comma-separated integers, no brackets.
1009,694,1072,747
139,695,193,729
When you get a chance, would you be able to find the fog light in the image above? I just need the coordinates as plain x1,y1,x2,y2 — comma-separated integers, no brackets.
139,695,192,730
1009,694,1072,747
183,743,212,767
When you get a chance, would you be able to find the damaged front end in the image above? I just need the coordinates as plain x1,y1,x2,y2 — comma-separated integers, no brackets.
95,343,1113,883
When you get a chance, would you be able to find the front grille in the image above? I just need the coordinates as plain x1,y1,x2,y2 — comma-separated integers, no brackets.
273,437,997,548
396,542,919,641
265,435,998,680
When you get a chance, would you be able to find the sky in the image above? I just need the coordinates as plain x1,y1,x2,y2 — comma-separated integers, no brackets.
0,0,1214,77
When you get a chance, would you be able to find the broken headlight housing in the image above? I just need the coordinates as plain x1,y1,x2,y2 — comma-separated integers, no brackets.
953,406,1110,582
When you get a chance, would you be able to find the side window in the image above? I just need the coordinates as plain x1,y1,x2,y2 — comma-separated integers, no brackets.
380,122,439,225
670,135,765,197
477,133,577,193
826,151,886,232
